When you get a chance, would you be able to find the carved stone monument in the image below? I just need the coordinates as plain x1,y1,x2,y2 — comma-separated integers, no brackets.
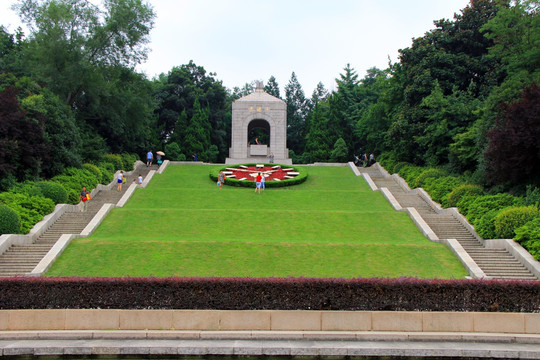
226,81,291,164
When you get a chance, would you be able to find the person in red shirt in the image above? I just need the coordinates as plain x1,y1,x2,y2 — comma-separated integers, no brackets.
255,172,262,194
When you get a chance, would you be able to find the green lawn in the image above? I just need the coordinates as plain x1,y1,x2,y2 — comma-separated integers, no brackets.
46,165,468,278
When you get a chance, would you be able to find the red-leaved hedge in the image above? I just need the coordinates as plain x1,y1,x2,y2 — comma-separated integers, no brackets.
1,277,539,312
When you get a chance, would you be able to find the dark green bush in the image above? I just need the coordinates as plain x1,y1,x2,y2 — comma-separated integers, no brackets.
493,206,539,239
514,217,540,261
0,204,21,235
377,154,397,172
164,142,182,161
210,164,308,188
447,184,484,208
104,154,124,171
98,162,115,184
65,188,79,204
423,176,464,206
414,168,448,188
525,185,540,207
121,153,137,171
392,162,409,175
398,165,424,187
0,192,54,233
51,167,99,204
34,181,68,205
459,193,521,224
83,163,103,184
475,209,502,239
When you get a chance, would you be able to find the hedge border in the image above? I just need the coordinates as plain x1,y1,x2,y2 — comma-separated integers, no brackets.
209,164,308,188
0,277,538,312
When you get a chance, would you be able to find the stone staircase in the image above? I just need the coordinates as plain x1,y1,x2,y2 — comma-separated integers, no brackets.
0,165,157,276
358,166,538,280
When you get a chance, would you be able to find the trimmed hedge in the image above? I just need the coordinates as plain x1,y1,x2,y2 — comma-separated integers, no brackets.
515,217,540,261
210,164,308,188
0,204,21,235
83,163,103,184
103,154,124,172
414,168,448,188
0,277,538,312
422,176,464,206
447,184,484,208
0,192,55,233
34,181,68,205
494,206,539,239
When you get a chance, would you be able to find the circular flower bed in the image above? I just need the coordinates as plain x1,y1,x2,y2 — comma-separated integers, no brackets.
210,164,308,188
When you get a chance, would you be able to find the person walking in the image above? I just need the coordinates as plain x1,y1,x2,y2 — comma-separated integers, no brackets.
80,186,90,211
146,150,153,167
255,172,262,194
117,170,124,191
369,153,376,166
218,171,225,189
138,174,143,187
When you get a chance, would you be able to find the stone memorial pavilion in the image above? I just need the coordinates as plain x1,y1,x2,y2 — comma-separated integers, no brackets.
226,81,292,164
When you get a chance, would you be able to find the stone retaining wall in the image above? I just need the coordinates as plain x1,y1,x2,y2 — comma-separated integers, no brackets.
0,310,538,334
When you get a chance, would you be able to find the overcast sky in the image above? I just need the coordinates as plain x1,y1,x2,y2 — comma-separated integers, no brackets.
0,0,471,95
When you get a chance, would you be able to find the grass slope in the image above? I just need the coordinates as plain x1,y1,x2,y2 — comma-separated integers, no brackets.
47,165,467,278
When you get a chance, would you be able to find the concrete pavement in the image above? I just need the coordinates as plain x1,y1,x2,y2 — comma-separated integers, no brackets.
1,331,540,358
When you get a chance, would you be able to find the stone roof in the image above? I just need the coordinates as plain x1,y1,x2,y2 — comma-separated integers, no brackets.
235,88,284,103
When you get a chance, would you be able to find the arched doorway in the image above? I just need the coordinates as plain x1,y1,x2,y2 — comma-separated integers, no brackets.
248,119,270,145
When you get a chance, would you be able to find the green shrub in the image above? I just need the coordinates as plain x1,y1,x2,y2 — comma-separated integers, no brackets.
104,154,124,171
461,193,522,224
65,188,79,204
34,181,68,204
493,206,539,239
398,165,424,187
83,163,103,184
514,217,540,261
9,181,37,196
0,192,54,233
164,142,182,161
98,162,115,184
423,176,464,206
377,154,397,172
0,204,21,235
414,168,448,188
475,209,502,239
120,153,137,171
525,185,540,207
392,162,409,175
447,184,484,208
210,164,308,188
51,167,99,204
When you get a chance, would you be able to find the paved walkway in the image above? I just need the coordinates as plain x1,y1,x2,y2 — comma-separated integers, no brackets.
356,165,538,280
1,331,539,358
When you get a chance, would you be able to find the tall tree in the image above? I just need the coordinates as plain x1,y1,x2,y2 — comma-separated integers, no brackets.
285,72,307,155
264,75,281,98
386,0,500,164
0,86,50,189
14,0,155,107
183,96,211,161
485,83,540,186
154,61,228,160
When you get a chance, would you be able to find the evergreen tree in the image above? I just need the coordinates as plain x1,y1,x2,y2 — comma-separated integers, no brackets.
311,82,329,106
183,96,211,161
285,72,307,155
330,137,348,163
304,101,332,162
264,76,281,98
